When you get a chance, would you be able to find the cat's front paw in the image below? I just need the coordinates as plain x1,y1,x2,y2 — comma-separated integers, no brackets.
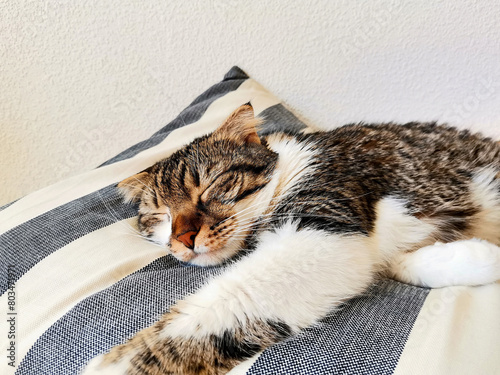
80,347,139,374
80,338,227,375
80,354,122,375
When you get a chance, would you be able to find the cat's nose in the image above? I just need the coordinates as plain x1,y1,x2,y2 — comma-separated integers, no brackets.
177,230,198,249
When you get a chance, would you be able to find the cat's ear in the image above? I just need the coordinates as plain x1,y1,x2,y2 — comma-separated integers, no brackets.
117,168,152,203
214,103,262,145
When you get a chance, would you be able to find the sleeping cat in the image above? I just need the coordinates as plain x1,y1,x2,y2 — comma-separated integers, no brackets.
82,103,500,375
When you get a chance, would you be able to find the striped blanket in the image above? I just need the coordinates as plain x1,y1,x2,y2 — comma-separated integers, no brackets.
1,67,499,375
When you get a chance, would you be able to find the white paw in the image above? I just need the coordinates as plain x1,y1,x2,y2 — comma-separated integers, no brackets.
80,353,132,375
392,238,500,288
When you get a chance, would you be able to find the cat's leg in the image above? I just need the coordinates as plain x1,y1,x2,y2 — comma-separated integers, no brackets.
388,239,500,288
80,222,377,375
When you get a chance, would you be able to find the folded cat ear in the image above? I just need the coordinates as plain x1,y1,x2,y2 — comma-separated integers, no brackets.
215,103,262,145
117,168,152,203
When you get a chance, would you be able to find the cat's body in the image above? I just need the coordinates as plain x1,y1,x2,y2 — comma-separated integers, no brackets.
264,122,499,243
82,105,500,375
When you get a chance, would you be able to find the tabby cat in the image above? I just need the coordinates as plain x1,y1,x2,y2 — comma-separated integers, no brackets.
82,104,500,374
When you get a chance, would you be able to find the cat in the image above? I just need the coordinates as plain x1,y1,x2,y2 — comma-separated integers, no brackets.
81,103,500,374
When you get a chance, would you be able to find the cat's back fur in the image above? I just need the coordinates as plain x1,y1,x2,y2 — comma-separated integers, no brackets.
268,122,500,248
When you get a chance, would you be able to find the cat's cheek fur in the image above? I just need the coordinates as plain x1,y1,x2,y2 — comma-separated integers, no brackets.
147,214,172,247
265,133,318,194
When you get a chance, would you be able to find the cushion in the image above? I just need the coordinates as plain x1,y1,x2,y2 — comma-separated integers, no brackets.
1,66,499,375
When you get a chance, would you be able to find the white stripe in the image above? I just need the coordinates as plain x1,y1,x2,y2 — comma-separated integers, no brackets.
393,282,500,375
0,79,280,233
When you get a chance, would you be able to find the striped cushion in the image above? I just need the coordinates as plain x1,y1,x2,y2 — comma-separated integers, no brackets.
1,67,499,375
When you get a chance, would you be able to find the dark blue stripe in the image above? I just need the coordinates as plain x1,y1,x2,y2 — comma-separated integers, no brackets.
258,103,307,136
15,256,223,375
0,185,136,293
247,280,429,375
0,198,19,212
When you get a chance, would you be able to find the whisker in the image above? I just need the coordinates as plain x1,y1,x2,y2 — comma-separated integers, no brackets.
94,191,146,239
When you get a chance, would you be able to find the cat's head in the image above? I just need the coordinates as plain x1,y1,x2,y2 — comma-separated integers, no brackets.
118,104,278,266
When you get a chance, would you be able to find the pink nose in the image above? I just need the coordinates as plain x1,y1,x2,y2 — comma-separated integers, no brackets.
177,230,198,249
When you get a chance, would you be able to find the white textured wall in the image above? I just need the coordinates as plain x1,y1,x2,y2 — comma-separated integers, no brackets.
1,1,500,205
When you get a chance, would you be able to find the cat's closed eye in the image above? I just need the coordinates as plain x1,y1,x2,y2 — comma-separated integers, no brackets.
201,171,251,207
